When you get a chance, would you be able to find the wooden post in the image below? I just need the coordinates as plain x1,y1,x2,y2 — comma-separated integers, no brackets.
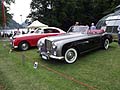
21,53,25,65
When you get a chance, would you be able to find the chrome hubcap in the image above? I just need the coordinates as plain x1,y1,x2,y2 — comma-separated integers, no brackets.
67,51,75,61
104,39,109,49
22,43,28,50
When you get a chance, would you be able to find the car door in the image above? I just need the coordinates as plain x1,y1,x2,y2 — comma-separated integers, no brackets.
77,35,101,53
87,35,101,50
73,38,91,53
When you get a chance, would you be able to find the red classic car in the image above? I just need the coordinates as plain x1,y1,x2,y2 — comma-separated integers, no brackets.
10,27,66,51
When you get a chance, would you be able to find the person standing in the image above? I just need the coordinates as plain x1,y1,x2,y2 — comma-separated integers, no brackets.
117,25,120,46
75,21,79,26
16,28,21,35
90,23,96,30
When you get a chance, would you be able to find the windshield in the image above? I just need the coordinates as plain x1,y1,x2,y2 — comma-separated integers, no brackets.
34,28,44,34
67,26,89,34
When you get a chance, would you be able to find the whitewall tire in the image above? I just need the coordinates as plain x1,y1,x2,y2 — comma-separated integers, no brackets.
65,48,77,64
103,39,109,50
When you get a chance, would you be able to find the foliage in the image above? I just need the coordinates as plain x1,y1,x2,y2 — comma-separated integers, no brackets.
30,0,120,31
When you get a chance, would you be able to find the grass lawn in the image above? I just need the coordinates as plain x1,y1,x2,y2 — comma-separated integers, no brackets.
0,40,120,90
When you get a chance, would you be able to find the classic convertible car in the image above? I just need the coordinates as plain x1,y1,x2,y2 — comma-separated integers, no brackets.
37,26,113,64
10,27,65,51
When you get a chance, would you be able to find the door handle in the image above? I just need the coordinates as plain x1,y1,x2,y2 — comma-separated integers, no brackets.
83,41,89,43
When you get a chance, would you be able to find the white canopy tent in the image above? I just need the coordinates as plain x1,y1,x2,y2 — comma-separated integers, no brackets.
27,20,48,29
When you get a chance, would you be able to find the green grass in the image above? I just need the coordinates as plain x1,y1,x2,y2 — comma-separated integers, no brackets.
0,40,120,90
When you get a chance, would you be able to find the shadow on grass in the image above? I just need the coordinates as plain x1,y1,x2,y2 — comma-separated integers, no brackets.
39,58,66,65
76,45,117,62
11,46,37,52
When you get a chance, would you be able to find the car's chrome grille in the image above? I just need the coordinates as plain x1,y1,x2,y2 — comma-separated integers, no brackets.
45,39,52,51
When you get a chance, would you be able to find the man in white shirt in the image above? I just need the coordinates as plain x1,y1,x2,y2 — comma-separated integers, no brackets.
90,23,96,30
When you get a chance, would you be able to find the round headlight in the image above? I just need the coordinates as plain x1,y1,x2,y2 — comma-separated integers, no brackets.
37,40,43,47
39,41,43,46
52,42,57,49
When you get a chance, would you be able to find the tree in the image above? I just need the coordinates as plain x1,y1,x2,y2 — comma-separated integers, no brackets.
29,0,120,31
0,0,15,28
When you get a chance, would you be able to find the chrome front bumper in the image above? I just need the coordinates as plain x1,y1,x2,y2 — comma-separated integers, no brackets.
10,42,18,49
40,52,64,60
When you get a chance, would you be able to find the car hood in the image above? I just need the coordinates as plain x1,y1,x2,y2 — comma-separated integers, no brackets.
47,33,91,42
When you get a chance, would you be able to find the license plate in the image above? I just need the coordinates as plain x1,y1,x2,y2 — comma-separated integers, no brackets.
42,55,48,60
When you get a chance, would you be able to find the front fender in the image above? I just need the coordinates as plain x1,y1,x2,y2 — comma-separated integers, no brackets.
61,41,80,56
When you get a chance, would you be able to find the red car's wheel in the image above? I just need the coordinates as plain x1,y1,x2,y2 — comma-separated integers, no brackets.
19,41,30,51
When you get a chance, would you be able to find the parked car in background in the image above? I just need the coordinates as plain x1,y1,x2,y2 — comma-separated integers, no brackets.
37,26,113,64
10,27,66,51
96,5,120,41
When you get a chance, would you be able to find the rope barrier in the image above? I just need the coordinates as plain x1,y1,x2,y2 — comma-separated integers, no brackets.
41,64,97,90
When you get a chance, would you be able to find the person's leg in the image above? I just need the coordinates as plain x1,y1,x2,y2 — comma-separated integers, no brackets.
118,34,120,46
